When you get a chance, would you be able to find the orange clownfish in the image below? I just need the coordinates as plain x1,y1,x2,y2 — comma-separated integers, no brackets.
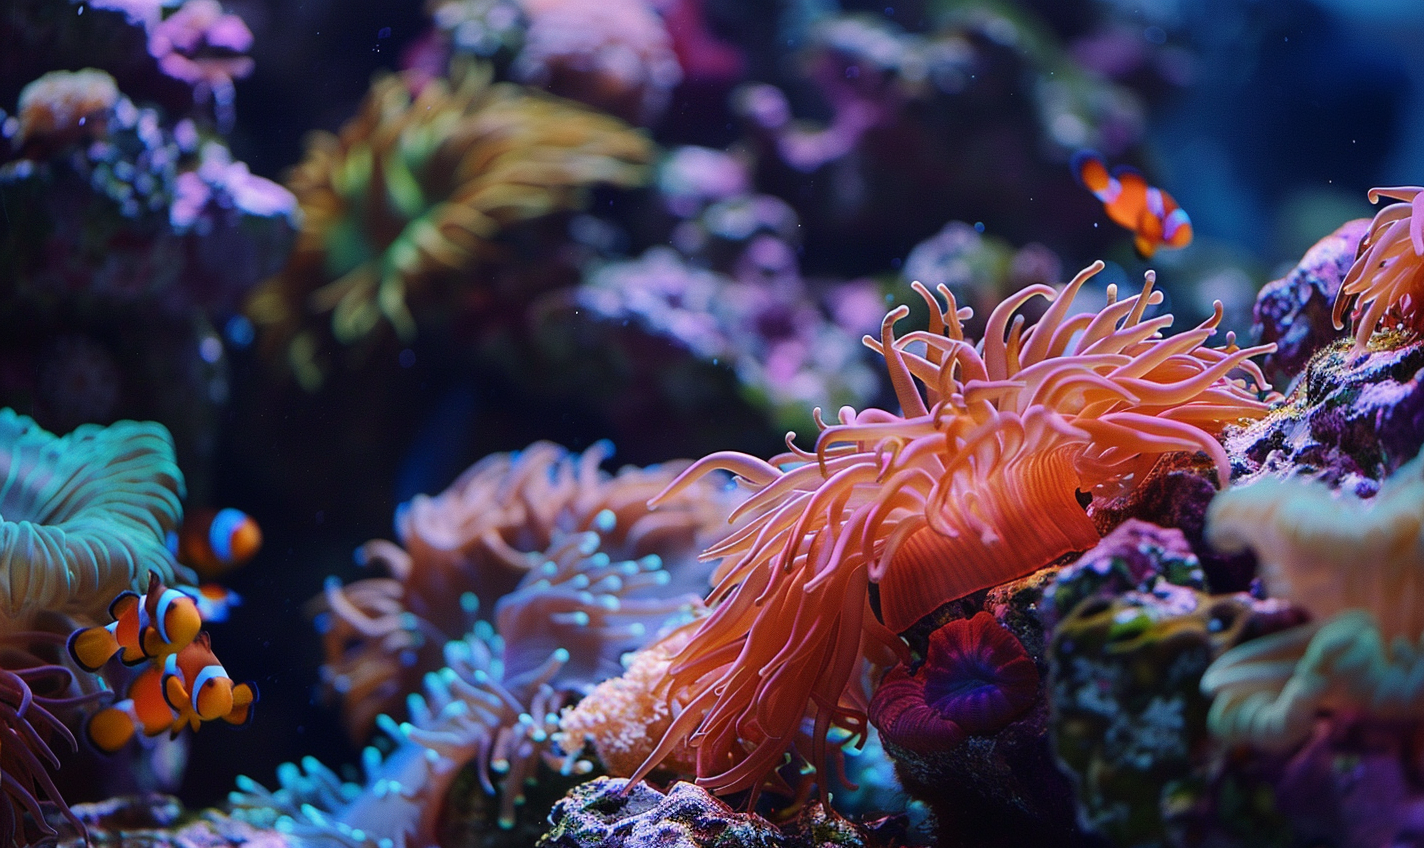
83,633,258,754
1073,150,1193,258
84,666,181,753
161,632,258,731
67,573,203,671
175,507,262,580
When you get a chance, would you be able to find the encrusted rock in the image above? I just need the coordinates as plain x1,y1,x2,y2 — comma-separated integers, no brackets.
50,795,299,848
1048,587,1304,847
1039,519,1207,632
1226,336,1424,497
1251,218,1368,389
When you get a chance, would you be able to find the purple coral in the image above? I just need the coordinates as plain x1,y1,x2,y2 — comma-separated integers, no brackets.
148,0,255,125
870,612,1039,753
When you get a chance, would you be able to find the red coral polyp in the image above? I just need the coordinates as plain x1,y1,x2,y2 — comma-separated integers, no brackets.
870,613,1038,752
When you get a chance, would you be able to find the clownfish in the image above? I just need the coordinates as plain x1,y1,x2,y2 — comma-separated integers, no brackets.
84,666,178,753
161,632,258,731
174,507,262,580
67,573,203,671
1072,150,1193,259
83,634,258,754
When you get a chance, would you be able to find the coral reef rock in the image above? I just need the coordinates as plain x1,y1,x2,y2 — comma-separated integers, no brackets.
1226,336,1424,497
537,777,879,847
1251,218,1368,388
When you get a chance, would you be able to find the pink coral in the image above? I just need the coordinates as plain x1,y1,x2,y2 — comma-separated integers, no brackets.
148,0,255,123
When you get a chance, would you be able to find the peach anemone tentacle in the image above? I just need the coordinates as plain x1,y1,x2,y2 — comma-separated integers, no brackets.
630,262,1277,801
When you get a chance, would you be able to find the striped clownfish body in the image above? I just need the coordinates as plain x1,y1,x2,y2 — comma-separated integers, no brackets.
84,666,181,754
1072,150,1192,259
67,573,202,672
161,633,259,731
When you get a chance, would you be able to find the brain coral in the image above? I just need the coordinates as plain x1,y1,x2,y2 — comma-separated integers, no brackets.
0,409,189,622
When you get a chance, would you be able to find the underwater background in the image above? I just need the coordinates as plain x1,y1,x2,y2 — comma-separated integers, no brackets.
2,0,1424,845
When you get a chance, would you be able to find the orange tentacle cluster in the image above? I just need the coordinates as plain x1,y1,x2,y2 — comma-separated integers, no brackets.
1332,186,1424,352
631,261,1276,798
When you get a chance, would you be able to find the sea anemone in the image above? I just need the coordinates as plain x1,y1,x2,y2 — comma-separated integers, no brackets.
314,441,736,741
0,659,96,847
557,627,700,779
0,409,189,621
631,261,1275,797
870,612,1039,754
1201,446,1424,751
234,622,583,843
1332,186,1424,353
246,63,653,389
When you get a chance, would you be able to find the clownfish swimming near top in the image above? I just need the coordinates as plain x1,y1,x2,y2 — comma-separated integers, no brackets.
83,633,258,753
172,507,262,580
1072,150,1193,258
67,573,204,670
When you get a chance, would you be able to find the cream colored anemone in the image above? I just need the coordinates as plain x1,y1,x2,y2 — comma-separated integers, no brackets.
1332,186,1424,352
1203,447,1424,751
630,262,1275,798
0,410,189,622
314,441,736,741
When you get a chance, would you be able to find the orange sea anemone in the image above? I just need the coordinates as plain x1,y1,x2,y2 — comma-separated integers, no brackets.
631,261,1275,798
1332,186,1424,352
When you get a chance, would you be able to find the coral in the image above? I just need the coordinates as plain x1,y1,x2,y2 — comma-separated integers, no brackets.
1208,446,1424,641
1251,219,1368,388
47,794,298,848
513,0,682,126
630,261,1275,798
1270,719,1424,848
870,613,1038,754
146,0,255,126
246,63,653,388
0,409,189,620
557,626,699,779
1049,585,1299,846
1038,518,1207,632
1202,450,1424,751
11,68,120,155
1202,610,1424,754
1,83,296,313
565,246,881,433
1225,336,1424,497
429,0,527,61
1333,186,1424,353
538,777,787,848
537,777,878,848
314,441,735,741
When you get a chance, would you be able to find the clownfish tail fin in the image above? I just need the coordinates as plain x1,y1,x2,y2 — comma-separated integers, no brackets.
67,626,119,673
1072,150,1111,194
224,682,259,726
